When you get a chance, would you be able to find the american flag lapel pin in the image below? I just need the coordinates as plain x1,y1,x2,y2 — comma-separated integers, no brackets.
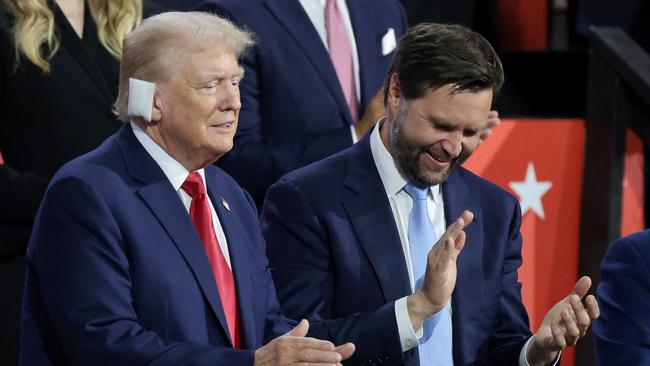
221,197,230,211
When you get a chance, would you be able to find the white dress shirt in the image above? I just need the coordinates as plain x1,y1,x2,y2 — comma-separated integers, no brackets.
368,122,553,365
299,0,361,142
130,122,232,269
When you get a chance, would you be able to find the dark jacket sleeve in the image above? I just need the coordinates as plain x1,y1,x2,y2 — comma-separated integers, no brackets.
594,234,650,365
261,178,408,366
482,198,531,365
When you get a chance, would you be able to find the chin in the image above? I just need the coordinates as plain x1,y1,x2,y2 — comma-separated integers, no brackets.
416,168,450,186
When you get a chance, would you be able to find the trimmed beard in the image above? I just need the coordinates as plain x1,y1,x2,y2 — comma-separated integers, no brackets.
388,102,471,187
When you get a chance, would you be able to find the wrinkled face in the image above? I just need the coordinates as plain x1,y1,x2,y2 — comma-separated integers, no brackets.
382,75,493,186
150,40,243,170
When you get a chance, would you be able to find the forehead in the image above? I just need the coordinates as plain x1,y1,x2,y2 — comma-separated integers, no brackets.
410,84,493,128
177,40,241,79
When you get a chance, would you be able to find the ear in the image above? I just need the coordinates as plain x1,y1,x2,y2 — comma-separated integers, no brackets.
151,90,163,122
388,73,402,106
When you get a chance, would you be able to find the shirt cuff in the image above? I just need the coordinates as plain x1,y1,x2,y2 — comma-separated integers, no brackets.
394,296,420,352
350,125,359,144
519,335,561,366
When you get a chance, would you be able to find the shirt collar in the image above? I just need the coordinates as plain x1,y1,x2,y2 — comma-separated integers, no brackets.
369,119,441,203
130,121,206,191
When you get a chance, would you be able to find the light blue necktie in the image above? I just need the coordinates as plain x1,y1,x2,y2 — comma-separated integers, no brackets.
404,183,453,366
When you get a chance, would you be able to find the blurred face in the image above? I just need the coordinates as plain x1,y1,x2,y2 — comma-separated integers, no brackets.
148,40,243,171
381,75,493,186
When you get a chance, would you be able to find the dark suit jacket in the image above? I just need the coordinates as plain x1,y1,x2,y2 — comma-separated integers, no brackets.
0,1,163,252
261,132,532,365
0,3,120,256
198,0,408,204
20,125,294,365
594,230,650,365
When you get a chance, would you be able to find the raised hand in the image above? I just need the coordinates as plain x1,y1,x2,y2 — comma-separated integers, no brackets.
527,276,600,365
407,210,474,329
478,110,500,143
254,319,355,366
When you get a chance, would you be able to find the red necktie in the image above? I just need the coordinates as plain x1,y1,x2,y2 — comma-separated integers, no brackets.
326,0,359,122
182,172,241,348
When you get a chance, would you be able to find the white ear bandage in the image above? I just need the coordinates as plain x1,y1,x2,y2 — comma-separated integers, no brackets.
128,78,156,122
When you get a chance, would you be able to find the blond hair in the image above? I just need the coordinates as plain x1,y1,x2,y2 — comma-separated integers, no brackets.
2,0,142,73
114,11,255,121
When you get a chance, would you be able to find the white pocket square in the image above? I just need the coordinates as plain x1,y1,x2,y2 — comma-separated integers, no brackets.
381,28,396,56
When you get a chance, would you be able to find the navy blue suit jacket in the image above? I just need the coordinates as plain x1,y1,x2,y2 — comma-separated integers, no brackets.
20,125,293,365
198,0,408,204
261,133,532,365
594,230,650,365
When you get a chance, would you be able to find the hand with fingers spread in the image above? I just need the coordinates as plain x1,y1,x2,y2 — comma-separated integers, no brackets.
406,210,474,330
526,276,600,365
254,319,355,366
478,110,500,144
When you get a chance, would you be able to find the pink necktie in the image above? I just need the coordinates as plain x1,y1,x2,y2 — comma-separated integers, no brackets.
325,0,359,122
182,172,241,348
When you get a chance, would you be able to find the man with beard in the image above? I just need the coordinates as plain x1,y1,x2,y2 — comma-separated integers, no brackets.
260,23,600,366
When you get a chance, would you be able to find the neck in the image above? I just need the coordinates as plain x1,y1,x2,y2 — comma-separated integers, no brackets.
135,120,216,173
56,0,85,38
379,116,398,158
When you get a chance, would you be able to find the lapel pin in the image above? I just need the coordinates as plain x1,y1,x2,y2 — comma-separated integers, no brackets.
221,197,230,211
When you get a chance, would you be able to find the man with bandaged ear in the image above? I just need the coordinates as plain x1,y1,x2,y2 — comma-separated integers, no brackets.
19,11,364,366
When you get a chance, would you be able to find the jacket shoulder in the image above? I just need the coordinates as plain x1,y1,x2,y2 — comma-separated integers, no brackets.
451,167,520,207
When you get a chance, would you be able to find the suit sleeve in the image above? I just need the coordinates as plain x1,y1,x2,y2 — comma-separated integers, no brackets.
594,237,650,365
198,2,354,204
261,178,409,366
483,198,532,365
22,176,255,366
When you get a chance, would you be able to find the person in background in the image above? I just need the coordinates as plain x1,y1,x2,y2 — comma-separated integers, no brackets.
0,0,159,364
197,0,404,205
593,229,650,365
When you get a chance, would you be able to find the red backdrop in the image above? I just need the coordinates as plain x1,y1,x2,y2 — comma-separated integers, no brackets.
464,119,645,365
464,119,585,365
497,0,548,51
621,130,645,235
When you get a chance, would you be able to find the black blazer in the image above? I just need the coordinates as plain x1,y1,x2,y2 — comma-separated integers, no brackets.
0,2,161,257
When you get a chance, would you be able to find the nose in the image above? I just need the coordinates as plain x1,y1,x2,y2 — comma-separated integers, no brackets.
441,130,463,158
218,82,241,111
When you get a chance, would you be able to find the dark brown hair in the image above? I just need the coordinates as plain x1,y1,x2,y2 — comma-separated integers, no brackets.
384,23,504,104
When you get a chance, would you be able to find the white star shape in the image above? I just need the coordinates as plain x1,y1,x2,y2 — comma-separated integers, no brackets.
508,162,552,219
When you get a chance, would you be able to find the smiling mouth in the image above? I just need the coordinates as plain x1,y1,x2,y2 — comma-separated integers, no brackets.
210,121,234,129
427,151,452,166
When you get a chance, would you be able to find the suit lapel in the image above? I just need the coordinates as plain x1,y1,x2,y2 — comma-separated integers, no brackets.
342,136,411,303
263,0,353,124
443,170,485,362
346,0,377,110
53,3,114,104
204,171,257,350
115,126,233,347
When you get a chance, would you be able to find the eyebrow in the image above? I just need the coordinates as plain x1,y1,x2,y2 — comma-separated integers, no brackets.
192,68,246,86
425,113,484,134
